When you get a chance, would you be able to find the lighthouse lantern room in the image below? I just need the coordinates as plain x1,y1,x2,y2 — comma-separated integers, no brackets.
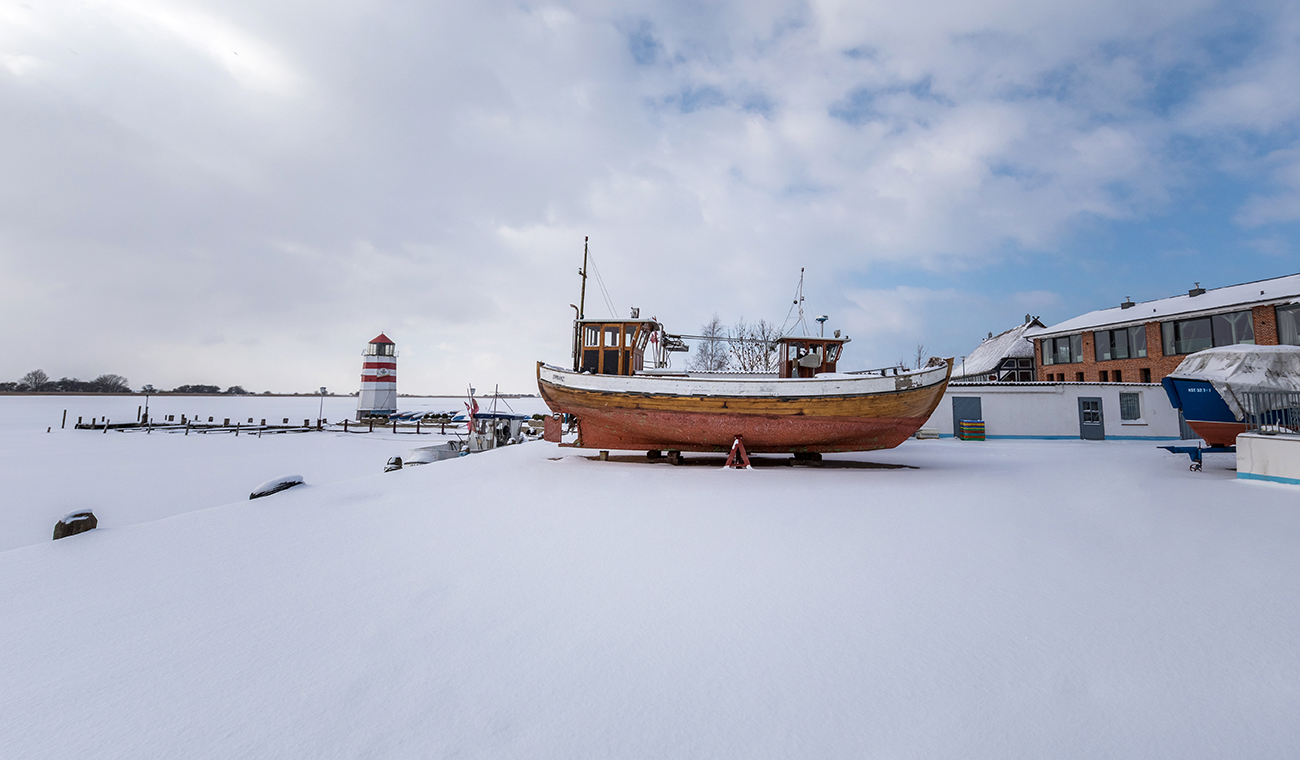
357,333,398,420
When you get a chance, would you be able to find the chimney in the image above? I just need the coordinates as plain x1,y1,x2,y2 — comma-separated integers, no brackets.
1121,297,1135,309
1189,282,1206,297
1024,313,1031,323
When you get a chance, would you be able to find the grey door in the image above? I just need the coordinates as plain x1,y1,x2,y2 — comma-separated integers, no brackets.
1178,410,1197,440
1078,397,1104,440
952,397,982,436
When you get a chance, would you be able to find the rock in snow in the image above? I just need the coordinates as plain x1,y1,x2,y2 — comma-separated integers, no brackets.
249,475,304,500
52,510,97,540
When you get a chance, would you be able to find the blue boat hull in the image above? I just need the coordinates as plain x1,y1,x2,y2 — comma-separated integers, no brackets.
1161,377,1242,446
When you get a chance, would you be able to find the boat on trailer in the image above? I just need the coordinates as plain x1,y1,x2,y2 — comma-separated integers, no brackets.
1162,345,1300,447
537,315,952,455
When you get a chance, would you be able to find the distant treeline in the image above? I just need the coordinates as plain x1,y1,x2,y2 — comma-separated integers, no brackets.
1,370,132,393
1,369,253,395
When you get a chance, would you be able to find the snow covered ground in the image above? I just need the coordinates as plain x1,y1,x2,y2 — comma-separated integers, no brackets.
3,395,1300,758
0,394,547,552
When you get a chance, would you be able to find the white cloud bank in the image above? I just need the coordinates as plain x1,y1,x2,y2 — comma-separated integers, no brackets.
1,0,1298,391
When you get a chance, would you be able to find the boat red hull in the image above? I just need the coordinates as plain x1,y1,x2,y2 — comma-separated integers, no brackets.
1185,420,1247,448
563,406,931,453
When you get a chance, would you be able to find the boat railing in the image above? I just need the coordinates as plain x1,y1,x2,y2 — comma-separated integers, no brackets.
1241,390,1300,434
845,365,917,377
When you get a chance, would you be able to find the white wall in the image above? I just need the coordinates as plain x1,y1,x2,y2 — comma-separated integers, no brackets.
1237,432,1300,485
924,383,1182,440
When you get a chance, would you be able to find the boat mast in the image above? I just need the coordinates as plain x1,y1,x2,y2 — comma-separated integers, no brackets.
579,236,588,319
571,237,591,371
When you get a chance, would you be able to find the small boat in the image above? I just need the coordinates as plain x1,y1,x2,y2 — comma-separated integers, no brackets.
536,314,952,454
1161,345,1300,446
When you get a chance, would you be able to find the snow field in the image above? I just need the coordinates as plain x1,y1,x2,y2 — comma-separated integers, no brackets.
2,396,1300,757
0,395,547,552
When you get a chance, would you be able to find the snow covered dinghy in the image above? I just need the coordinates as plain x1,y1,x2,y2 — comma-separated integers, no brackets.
536,315,953,454
1161,345,1300,446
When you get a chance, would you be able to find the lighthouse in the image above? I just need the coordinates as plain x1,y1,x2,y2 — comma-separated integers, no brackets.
357,333,398,420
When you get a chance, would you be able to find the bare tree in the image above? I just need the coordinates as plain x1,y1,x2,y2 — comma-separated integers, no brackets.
689,314,731,372
913,343,926,370
19,369,49,391
727,318,781,372
92,374,130,393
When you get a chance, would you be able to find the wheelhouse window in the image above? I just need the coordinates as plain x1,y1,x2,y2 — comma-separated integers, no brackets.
604,326,621,348
584,325,600,347
1094,326,1147,361
1042,335,1082,365
1161,310,1254,355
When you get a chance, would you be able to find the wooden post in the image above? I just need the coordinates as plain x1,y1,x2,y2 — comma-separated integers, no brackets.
78,416,82,425
304,419,309,428
344,419,349,433
393,419,397,434
62,410,67,429
416,420,420,434
235,422,240,437
369,419,374,433
103,419,109,434
137,406,142,422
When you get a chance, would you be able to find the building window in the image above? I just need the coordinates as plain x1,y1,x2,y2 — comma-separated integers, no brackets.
1120,392,1141,421
1099,370,1108,382
1113,369,1122,382
1042,335,1083,365
1140,368,1151,383
1075,372,1084,381
1162,311,1254,355
1278,304,1300,345
1094,325,1147,361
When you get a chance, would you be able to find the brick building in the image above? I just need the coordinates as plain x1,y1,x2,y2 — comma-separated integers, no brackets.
1034,274,1300,385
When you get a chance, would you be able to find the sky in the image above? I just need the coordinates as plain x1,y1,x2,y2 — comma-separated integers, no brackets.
4,0,1300,394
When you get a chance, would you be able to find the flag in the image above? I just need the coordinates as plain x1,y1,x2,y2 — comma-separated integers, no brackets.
465,395,478,433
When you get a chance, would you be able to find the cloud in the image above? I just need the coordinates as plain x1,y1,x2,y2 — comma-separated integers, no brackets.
1,0,1298,391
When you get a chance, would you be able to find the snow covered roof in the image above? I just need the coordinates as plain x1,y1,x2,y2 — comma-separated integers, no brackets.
369,333,395,345
1038,273,1300,339
953,320,1044,380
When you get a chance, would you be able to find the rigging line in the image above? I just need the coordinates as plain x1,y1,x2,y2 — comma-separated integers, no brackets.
778,271,805,337
587,248,617,317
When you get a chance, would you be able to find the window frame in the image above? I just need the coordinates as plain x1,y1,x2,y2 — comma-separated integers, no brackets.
1119,392,1142,421
1162,310,1255,356
1093,325,1147,362
1041,335,1083,365
1278,304,1300,346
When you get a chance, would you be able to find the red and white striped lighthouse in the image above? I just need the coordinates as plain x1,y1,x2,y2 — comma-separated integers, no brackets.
357,333,398,419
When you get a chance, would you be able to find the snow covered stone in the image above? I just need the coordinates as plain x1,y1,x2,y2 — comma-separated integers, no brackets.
249,475,305,500
52,510,97,540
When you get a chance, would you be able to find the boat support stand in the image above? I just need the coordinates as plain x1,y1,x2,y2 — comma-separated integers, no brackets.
724,436,752,469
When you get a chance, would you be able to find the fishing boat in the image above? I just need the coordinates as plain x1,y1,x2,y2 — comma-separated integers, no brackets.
536,245,952,455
